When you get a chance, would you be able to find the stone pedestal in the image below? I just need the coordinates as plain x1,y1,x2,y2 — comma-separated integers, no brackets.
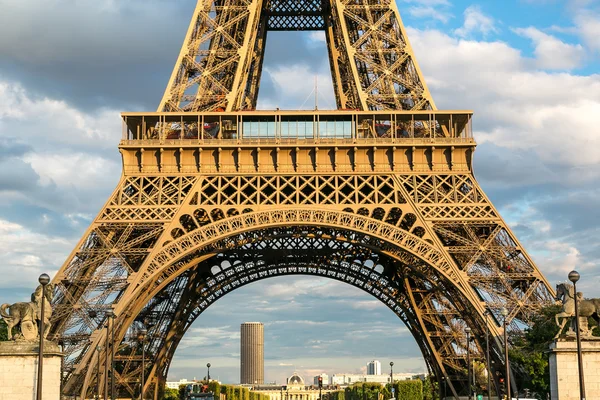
0,341,62,400
549,338,600,400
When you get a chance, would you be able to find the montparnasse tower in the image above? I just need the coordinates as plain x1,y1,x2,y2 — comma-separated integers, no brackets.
241,322,264,384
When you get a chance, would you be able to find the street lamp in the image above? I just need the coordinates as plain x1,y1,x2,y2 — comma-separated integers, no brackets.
96,345,103,400
105,309,116,400
483,310,492,400
465,327,472,400
36,273,50,400
104,324,109,400
88,310,99,399
569,270,586,400
501,307,510,400
389,361,394,397
441,376,447,400
207,362,211,383
138,328,147,399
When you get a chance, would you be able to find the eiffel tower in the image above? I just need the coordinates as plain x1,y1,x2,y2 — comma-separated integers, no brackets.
48,0,554,398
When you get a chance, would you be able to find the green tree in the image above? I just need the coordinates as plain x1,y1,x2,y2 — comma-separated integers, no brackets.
162,387,180,400
179,384,188,400
507,304,600,399
209,380,221,397
0,319,8,341
422,376,438,400
509,305,559,398
394,380,422,400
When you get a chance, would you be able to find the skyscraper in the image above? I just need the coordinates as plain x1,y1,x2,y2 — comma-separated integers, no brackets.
240,322,264,384
366,360,381,375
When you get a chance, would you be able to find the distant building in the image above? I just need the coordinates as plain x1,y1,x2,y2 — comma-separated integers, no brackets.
241,322,264,384
330,372,418,386
330,374,389,386
366,360,381,375
313,373,329,385
252,373,337,400
166,378,193,389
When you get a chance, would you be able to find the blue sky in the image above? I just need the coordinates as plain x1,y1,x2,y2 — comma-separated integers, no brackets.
0,0,599,386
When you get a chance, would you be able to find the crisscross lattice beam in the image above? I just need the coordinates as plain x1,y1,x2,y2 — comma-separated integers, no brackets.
158,0,434,111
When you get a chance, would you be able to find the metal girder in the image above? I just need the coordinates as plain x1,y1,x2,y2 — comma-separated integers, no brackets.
158,0,434,111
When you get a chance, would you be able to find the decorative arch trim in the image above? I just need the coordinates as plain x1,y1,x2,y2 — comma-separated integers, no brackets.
134,208,467,294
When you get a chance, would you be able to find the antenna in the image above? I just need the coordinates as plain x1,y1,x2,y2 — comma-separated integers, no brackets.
315,75,318,110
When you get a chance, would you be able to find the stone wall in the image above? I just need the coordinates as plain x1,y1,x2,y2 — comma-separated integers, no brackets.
0,341,62,400
549,339,600,400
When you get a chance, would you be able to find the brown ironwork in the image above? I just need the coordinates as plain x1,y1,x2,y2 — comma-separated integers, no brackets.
47,2,554,399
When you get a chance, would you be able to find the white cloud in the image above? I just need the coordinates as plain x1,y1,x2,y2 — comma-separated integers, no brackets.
401,0,451,5
0,219,71,291
514,27,585,70
407,28,600,173
0,80,121,216
0,81,120,151
574,11,600,51
307,31,326,43
407,6,452,23
454,5,498,38
23,152,119,189
261,65,336,110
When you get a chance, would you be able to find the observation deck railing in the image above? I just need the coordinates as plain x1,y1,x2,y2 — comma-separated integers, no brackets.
120,110,474,145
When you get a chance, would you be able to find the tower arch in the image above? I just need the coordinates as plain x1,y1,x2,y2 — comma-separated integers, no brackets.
72,209,501,399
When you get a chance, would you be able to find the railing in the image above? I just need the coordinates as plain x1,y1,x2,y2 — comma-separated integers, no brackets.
120,110,473,143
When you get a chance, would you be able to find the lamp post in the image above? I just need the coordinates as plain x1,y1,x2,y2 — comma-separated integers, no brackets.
501,307,510,400
465,327,472,400
207,362,211,383
484,310,492,400
318,376,322,400
569,270,586,400
88,310,99,399
104,323,109,400
389,361,394,397
441,376,447,400
138,328,147,399
105,309,116,400
96,345,102,400
36,273,50,400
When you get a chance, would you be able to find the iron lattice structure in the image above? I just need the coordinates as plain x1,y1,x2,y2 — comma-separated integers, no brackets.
48,1,554,399
158,0,434,112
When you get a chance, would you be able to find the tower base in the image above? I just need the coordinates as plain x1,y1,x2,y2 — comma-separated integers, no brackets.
549,338,600,400
0,341,62,400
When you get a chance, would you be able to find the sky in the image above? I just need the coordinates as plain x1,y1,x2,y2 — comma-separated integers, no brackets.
0,0,599,386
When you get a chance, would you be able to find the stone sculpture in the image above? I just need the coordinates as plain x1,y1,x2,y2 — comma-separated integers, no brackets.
1,282,54,341
554,282,600,338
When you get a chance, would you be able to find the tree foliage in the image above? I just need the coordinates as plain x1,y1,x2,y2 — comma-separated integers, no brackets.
343,382,388,400
392,380,422,400
335,381,423,400
161,387,180,400
422,376,438,400
508,304,599,399
0,319,8,341
509,305,560,398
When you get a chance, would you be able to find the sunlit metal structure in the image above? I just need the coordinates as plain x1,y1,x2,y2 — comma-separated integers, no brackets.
48,1,554,399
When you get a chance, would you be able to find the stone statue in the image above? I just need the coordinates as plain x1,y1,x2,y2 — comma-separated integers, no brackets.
0,282,55,341
554,282,600,338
